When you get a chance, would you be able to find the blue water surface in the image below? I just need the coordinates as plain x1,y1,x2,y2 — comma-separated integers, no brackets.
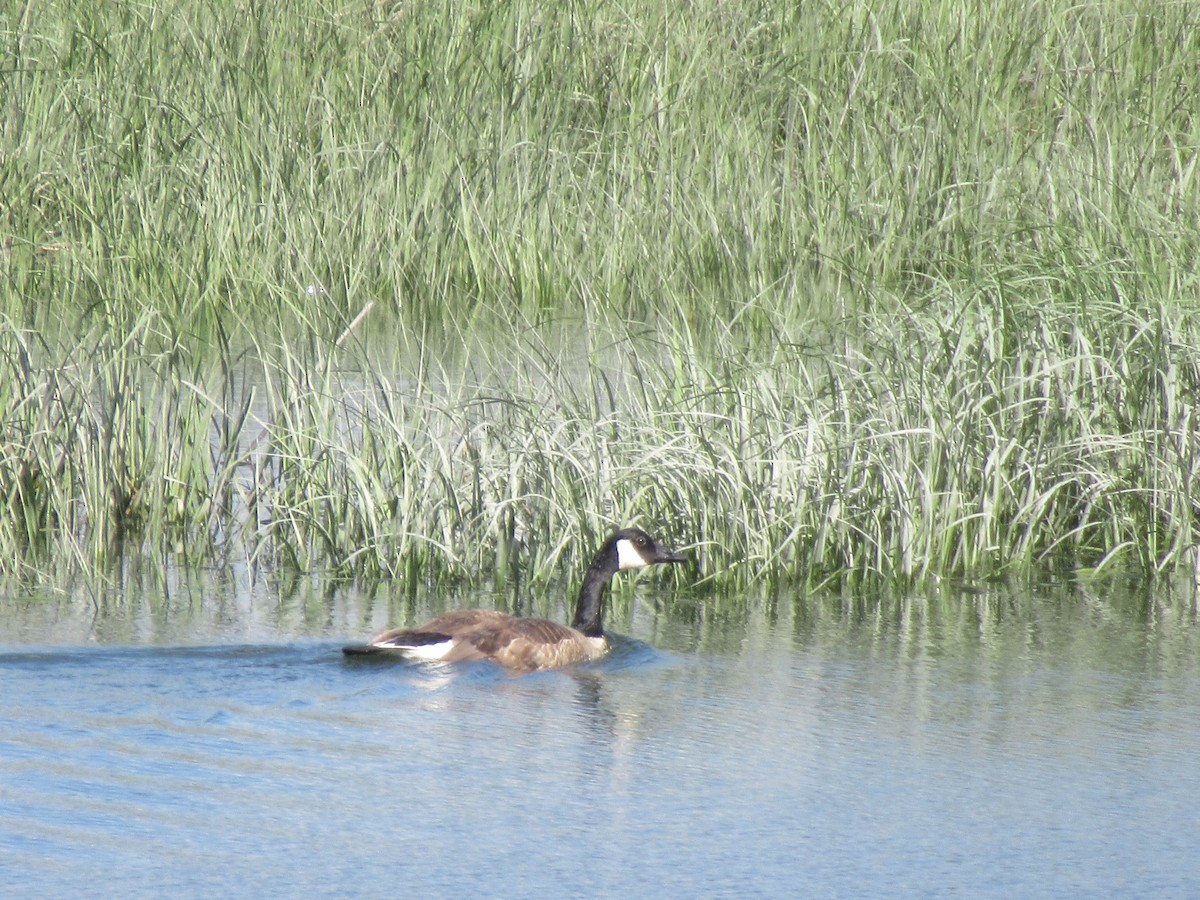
2,580,1198,897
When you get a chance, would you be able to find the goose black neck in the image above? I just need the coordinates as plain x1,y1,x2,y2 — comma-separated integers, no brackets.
571,556,616,637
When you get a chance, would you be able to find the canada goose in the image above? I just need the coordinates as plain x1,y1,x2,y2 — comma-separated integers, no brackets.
342,528,686,671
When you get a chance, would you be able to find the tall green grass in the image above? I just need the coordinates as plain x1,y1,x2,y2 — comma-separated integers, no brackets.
4,0,1197,331
2,286,1196,587
1,0,1198,587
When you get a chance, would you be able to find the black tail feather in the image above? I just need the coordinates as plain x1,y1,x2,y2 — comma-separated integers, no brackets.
372,630,452,649
342,631,453,657
342,644,386,656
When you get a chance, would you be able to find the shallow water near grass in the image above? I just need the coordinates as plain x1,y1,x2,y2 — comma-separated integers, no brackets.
2,574,1199,896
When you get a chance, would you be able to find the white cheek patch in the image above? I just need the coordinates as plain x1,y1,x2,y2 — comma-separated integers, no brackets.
616,538,648,570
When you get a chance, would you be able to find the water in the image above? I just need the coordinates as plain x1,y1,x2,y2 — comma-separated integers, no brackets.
2,575,1199,897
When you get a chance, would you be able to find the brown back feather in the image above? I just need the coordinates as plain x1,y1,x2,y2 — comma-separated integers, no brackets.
418,609,509,633
490,632,603,670
368,609,505,646
462,617,605,670
372,609,607,670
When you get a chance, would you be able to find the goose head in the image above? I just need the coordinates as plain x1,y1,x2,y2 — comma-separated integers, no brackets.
609,527,688,571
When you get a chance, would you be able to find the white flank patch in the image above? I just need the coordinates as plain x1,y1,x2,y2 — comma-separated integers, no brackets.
616,538,648,570
374,638,455,660
585,636,608,655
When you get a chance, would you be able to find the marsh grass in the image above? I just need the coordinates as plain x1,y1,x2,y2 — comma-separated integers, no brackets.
2,0,1199,589
3,285,1196,589
6,0,1198,330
